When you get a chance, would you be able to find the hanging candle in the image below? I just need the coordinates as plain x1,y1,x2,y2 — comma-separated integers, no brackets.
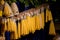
0,0,5,17
49,21,56,35
0,8,3,17
20,13,29,36
5,18,11,40
10,18,18,39
27,9,35,33
40,7,45,29
35,8,42,30
11,0,19,15
4,2,13,17
17,18,21,38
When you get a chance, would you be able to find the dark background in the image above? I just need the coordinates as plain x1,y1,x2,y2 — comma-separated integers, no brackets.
49,1,60,23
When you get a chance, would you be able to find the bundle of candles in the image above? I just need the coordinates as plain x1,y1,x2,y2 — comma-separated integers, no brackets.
0,0,56,40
